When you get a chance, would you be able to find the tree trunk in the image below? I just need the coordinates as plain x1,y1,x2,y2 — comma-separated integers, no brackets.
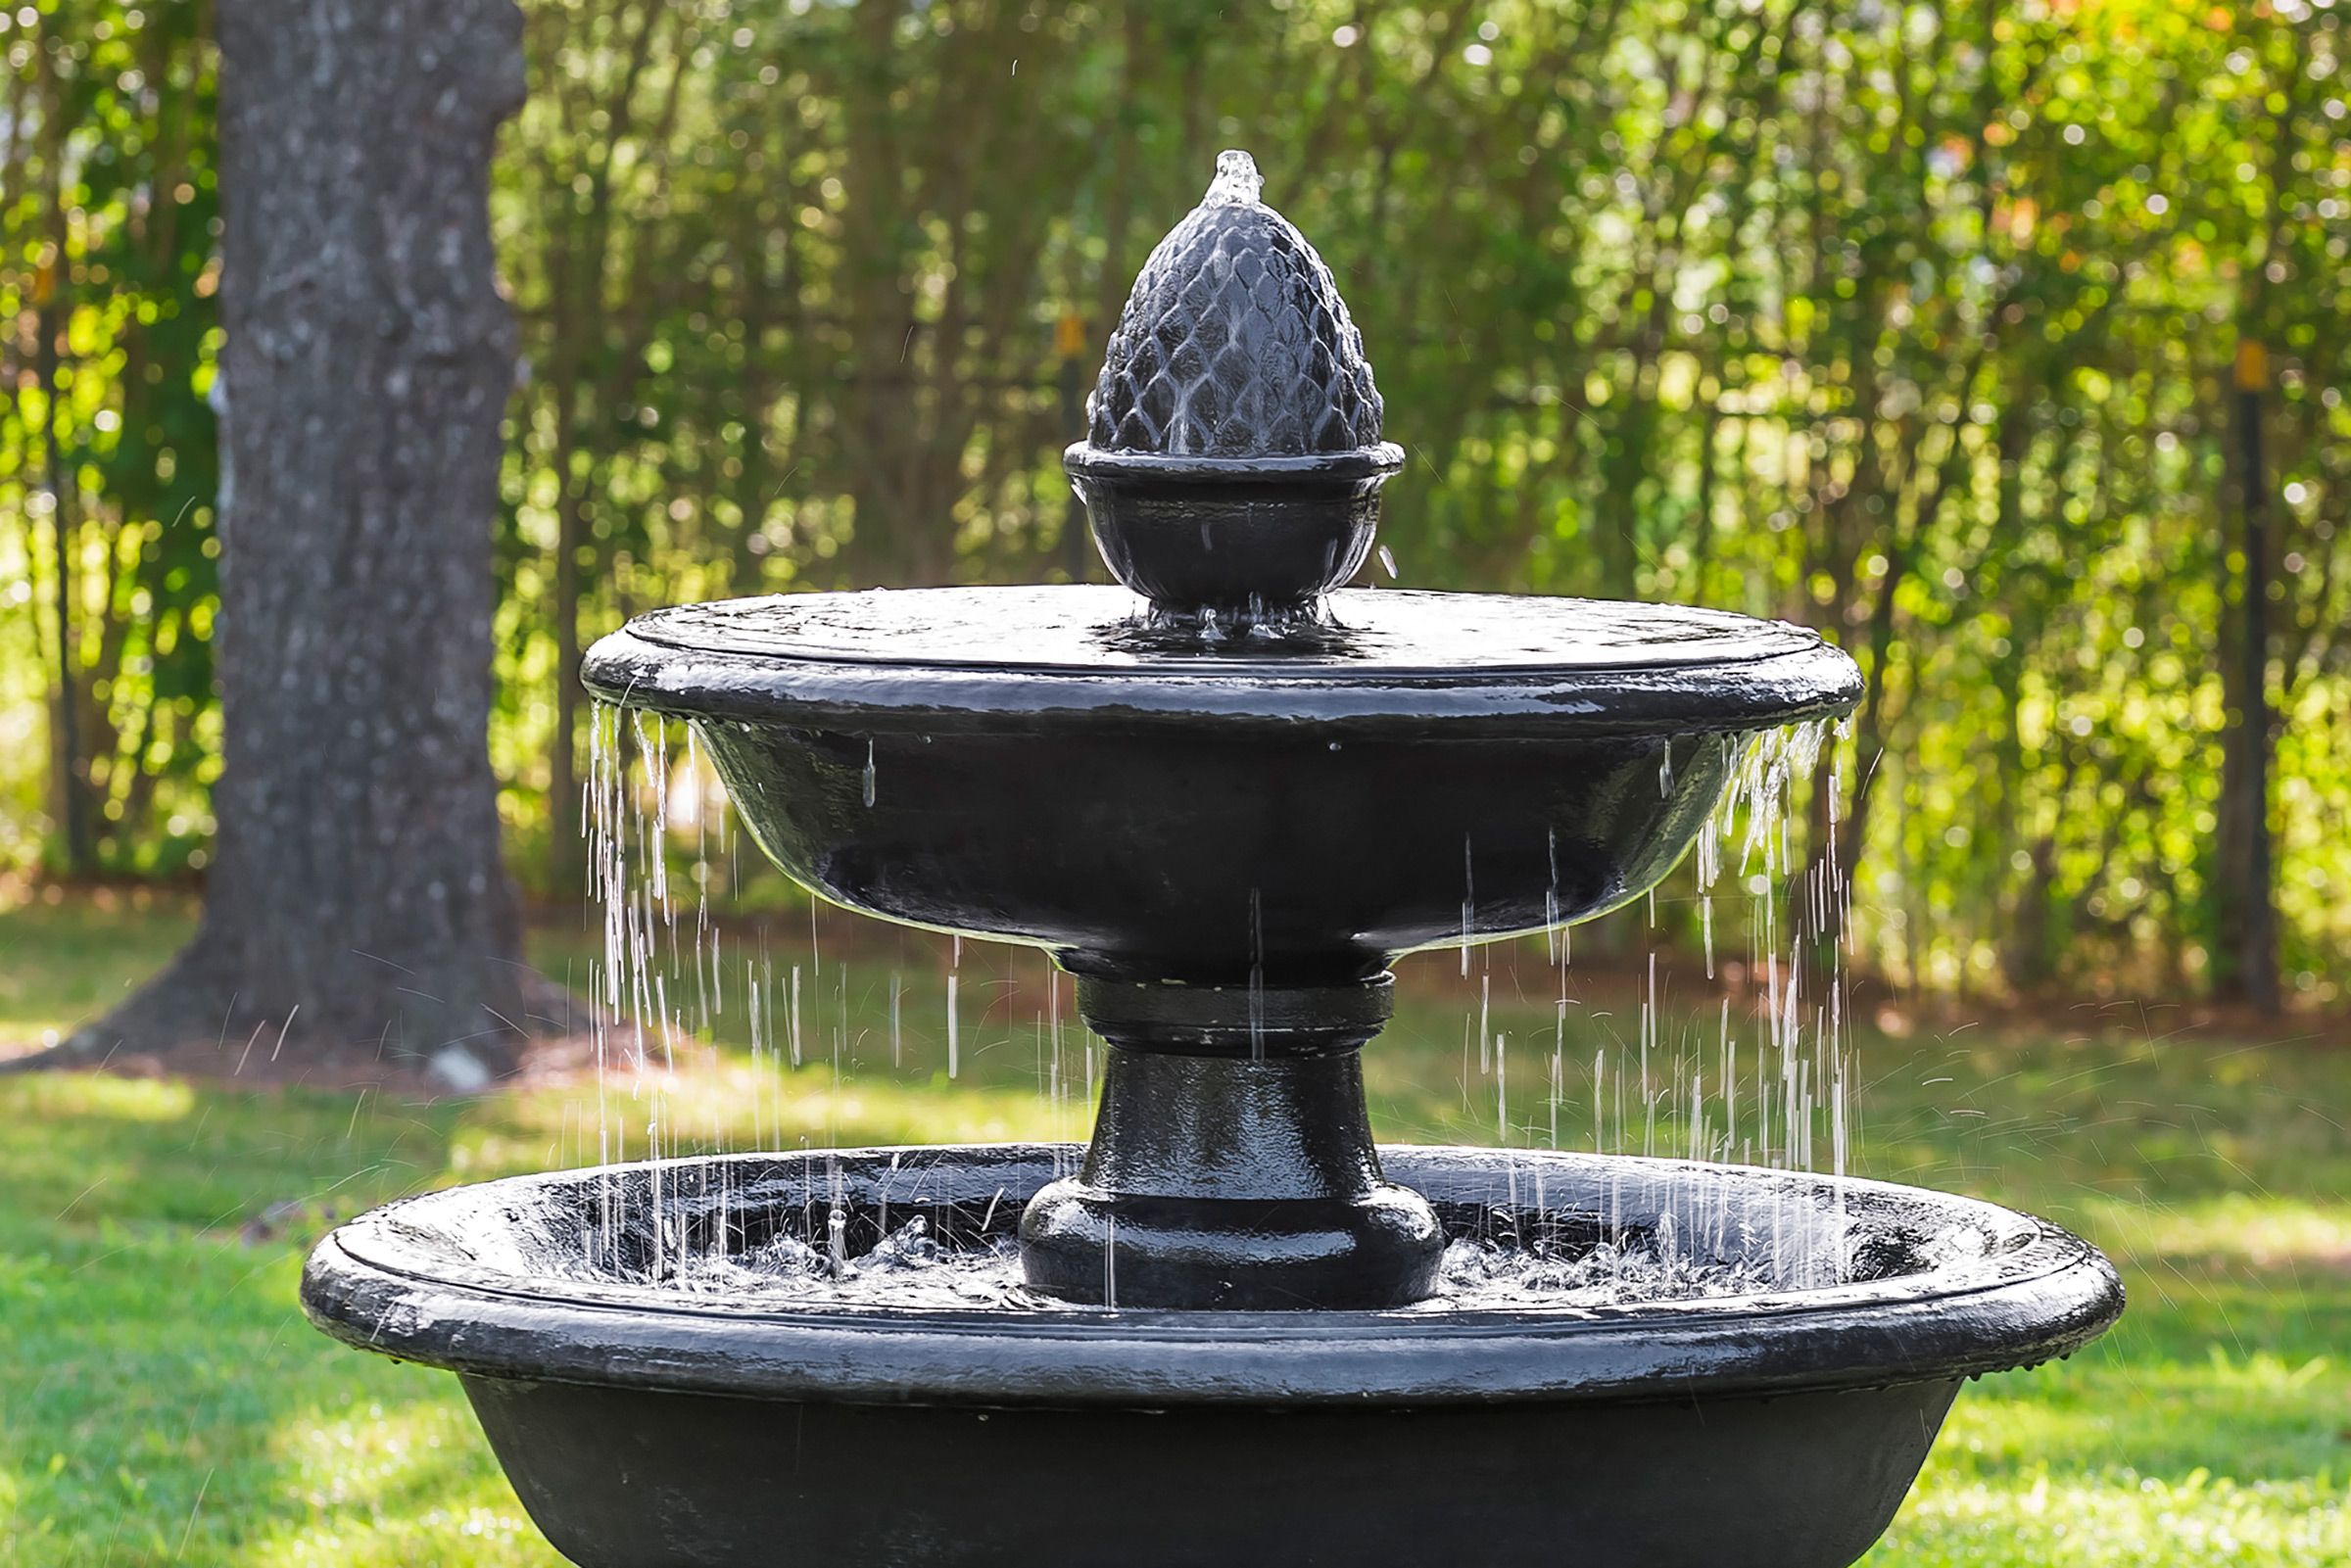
2212,52,2294,1016
37,27,95,879
55,0,539,1082
2213,338,2280,1012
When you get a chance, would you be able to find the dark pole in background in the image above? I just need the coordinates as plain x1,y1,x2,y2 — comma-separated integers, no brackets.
35,65,95,880
2232,335,2279,1015
1058,309,1092,583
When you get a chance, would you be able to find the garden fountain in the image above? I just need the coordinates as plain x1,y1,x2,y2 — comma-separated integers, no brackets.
304,152,2121,1567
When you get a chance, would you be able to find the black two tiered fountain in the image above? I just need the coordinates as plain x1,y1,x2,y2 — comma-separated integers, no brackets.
304,152,2121,1567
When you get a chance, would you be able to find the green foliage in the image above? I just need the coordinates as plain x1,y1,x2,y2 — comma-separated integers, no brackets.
0,0,220,878
481,0,2351,998
4,1,2348,1001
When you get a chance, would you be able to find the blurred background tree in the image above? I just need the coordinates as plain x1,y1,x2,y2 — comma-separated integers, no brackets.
4,0,2346,1011
0,0,217,881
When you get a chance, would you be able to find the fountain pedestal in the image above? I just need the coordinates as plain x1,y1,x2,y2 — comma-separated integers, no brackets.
1022,974,1443,1307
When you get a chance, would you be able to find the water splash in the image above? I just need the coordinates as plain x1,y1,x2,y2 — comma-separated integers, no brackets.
1202,147,1265,208
583,701,1860,1295
577,1199,1856,1313
1457,715,1858,1281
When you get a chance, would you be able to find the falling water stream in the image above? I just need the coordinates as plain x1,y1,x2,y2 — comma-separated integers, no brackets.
575,703,1860,1309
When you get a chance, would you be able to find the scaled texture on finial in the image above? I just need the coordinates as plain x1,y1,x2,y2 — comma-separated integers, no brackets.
1086,149,1385,459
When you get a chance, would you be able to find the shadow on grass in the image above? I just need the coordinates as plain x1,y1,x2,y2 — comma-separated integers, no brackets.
0,892,197,1052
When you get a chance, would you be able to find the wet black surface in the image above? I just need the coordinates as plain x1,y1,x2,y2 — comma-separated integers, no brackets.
618,585,1826,673
311,1144,2119,1386
1067,146,1402,616
583,587,1863,747
1085,150,1383,460
304,1144,2120,1565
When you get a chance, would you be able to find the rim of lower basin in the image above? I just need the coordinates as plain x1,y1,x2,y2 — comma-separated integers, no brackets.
300,1145,2123,1408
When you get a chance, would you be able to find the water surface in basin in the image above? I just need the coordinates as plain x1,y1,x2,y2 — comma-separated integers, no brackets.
463,1164,1987,1317
617,585,1826,674
645,1216,1808,1313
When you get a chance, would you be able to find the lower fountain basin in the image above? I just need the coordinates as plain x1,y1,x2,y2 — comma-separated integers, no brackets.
302,1145,2121,1568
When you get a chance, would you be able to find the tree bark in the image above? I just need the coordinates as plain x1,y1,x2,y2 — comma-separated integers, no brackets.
2214,338,2280,1013
37,25,95,879
53,0,539,1081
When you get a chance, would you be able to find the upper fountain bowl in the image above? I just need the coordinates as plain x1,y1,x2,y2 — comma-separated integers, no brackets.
581,584,1860,987
1068,150,1404,618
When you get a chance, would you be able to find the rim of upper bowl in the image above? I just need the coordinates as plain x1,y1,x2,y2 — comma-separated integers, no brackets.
581,588,1865,736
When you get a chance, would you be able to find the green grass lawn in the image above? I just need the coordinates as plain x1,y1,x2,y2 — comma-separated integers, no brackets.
1,893,2346,1565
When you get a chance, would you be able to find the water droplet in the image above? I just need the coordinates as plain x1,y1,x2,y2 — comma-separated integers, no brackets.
946,974,960,1079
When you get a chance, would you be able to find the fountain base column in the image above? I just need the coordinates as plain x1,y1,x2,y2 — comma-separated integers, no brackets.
1020,973,1444,1309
